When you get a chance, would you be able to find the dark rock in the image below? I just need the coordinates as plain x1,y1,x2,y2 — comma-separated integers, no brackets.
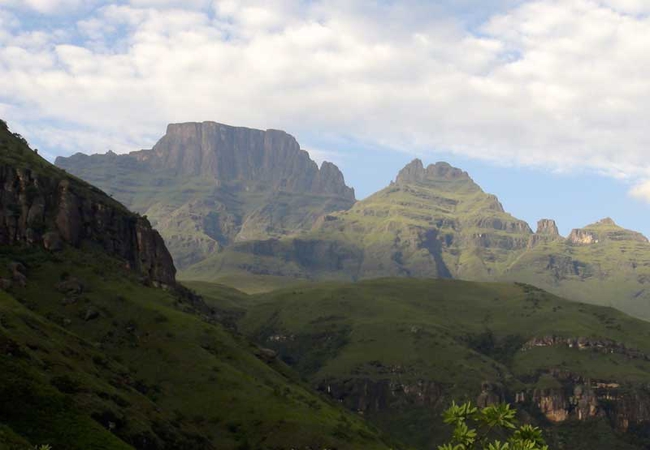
42,231,64,251
0,278,12,291
84,308,100,321
61,296,78,306
0,161,176,286
56,277,84,295
257,348,278,363
8,262,26,275
476,381,505,407
11,272,27,287
320,378,444,413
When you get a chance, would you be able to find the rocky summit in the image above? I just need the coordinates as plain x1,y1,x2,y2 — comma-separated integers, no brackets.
56,122,355,269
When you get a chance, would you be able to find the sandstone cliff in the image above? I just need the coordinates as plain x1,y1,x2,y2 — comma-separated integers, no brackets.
0,120,176,285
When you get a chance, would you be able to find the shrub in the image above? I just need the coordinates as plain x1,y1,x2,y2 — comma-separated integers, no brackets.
438,401,548,450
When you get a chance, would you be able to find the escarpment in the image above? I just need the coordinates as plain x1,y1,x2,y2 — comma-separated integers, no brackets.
56,121,356,269
0,121,176,286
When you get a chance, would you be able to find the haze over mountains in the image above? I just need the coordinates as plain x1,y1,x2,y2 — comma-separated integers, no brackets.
57,121,650,320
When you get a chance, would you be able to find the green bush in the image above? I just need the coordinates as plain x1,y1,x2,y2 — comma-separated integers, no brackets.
438,402,548,450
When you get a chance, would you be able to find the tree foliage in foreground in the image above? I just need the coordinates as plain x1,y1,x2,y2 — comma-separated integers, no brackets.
438,402,549,450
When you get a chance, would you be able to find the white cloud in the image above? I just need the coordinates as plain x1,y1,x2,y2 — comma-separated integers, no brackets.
1,0,650,184
630,180,650,203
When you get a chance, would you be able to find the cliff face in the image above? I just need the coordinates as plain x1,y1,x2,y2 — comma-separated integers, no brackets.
56,121,356,270
0,123,176,286
524,372,650,431
129,122,355,199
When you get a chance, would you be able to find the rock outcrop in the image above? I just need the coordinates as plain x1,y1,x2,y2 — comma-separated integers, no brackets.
319,378,445,413
522,335,650,361
105,121,355,199
395,159,472,186
529,219,562,247
536,219,560,236
0,122,176,286
519,371,650,431
568,218,649,245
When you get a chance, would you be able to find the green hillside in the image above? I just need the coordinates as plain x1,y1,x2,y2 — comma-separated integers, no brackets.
503,218,650,320
189,278,650,450
180,159,650,322
181,160,532,286
0,120,395,449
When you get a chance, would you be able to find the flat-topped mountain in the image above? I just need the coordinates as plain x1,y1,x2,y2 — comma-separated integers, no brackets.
56,122,356,268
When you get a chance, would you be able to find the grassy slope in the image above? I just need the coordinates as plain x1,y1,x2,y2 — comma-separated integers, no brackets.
183,182,650,322
503,220,650,320
191,278,650,449
180,176,532,288
0,245,396,450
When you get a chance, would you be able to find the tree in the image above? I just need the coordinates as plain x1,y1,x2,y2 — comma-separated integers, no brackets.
438,402,549,450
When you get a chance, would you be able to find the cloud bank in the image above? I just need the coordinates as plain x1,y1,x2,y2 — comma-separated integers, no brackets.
1,0,650,199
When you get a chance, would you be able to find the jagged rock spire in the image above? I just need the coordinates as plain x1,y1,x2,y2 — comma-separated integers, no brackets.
536,219,560,236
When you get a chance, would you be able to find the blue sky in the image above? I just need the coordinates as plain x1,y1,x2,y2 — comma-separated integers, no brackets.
2,0,650,236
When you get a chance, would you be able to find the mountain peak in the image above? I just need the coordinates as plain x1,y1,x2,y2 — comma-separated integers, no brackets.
395,159,472,185
568,218,648,245
596,217,617,227
536,219,560,236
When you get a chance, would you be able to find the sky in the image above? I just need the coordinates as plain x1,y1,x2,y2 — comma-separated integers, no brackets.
1,0,650,236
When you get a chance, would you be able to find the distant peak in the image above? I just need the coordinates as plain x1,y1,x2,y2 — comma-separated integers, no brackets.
597,217,617,226
395,159,472,186
568,218,648,245
536,219,560,236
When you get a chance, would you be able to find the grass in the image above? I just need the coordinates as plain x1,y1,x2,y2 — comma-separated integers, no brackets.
189,277,650,449
0,246,397,449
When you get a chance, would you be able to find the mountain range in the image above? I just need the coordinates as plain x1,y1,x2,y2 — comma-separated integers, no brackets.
5,118,650,449
57,123,650,320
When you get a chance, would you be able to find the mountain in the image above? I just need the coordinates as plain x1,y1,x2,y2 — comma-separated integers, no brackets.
190,277,650,450
56,122,355,269
503,217,650,319
56,123,650,320
0,120,394,449
183,158,650,320
182,159,532,283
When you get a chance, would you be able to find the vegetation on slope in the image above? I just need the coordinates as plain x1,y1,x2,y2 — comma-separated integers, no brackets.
0,245,396,449
191,278,650,450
